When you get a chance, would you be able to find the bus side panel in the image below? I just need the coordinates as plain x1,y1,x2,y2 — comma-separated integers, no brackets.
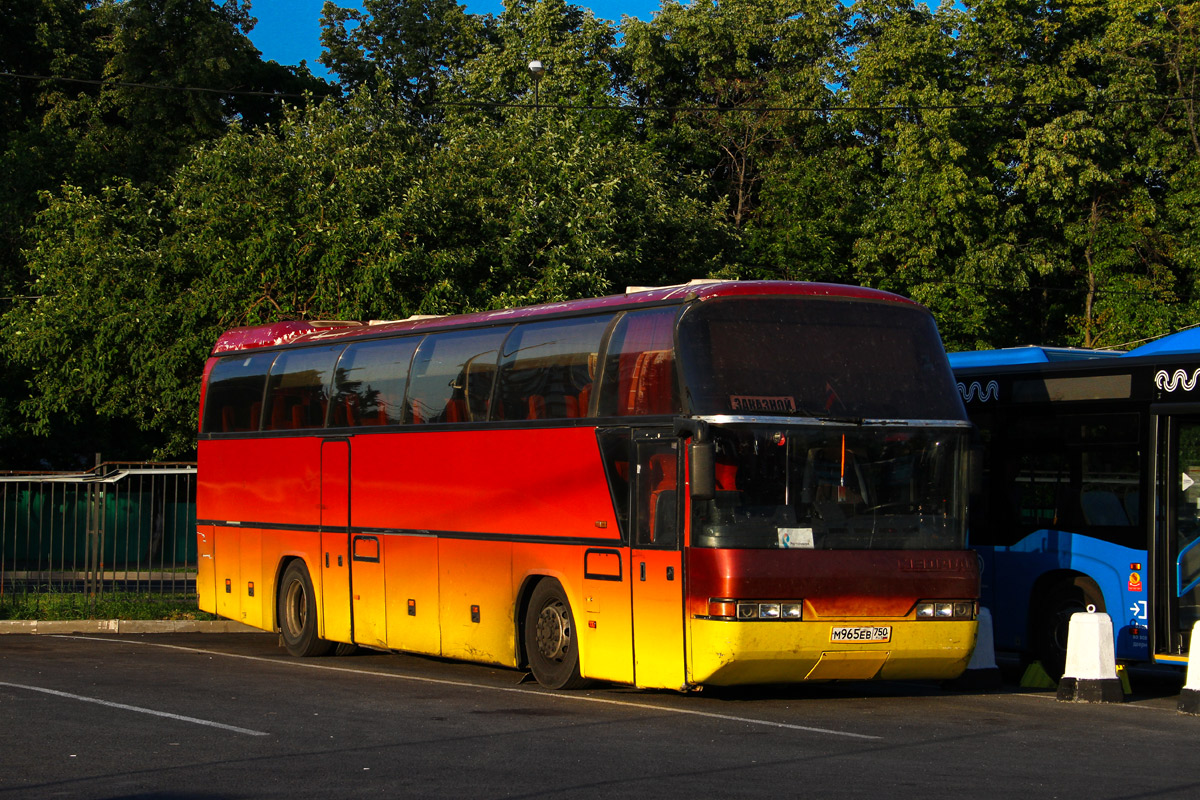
510,545,636,684
383,533,441,655
321,531,352,643
261,529,324,635
199,438,322,527
196,524,216,615
984,532,1150,661
570,549,635,684
438,538,515,666
237,528,264,629
214,526,241,622
351,428,620,538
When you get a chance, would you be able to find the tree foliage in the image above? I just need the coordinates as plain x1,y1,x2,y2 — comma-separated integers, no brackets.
4,0,1200,465
4,86,728,459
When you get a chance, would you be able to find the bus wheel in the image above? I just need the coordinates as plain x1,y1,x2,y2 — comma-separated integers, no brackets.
524,580,588,690
1033,579,1103,681
278,561,335,657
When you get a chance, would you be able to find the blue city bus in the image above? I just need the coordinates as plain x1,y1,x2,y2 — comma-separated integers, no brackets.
950,330,1200,677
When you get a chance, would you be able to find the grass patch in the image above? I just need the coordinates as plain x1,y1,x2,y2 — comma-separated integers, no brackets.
0,591,218,621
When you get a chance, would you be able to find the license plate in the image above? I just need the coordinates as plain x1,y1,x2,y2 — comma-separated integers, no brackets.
829,625,892,643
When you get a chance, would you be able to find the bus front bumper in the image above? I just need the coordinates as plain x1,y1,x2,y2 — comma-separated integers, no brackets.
688,618,978,686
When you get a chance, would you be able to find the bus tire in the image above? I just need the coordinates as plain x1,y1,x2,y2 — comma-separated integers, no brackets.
278,560,335,657
1033,578,1104,681
524,579,589,690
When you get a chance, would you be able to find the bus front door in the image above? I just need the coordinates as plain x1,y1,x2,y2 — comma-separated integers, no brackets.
1161,415,1200,658
320,439,353,643
630,433,686,690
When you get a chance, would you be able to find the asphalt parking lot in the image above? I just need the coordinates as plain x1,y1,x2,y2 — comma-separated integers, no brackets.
1,632,1198,799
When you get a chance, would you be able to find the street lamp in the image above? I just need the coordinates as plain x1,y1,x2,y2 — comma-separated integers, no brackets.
528,60,545,115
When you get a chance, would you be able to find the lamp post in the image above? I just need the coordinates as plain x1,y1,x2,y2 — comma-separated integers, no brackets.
528,60,545,116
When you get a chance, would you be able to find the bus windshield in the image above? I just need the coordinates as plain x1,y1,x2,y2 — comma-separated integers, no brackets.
677,296,965,421
692,424,969,550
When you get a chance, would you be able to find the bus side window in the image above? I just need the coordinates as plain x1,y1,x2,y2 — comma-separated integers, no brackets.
495,315,612,421
1002,412,1142,548
263,345,343,431
596,307,680,417
332,337,418,427
404,328,509,424
202,353,275,433
597,428,632,542
634,441,681,547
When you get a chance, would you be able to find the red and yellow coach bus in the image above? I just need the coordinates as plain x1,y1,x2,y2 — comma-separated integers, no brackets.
196,280,979,690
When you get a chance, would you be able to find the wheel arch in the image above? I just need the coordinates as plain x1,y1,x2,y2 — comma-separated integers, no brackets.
1029,570,1106,619
1027,569,1106,667
273,554,308,633
514,572,553,668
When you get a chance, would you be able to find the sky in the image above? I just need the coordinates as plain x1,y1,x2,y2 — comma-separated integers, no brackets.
245,0,662,79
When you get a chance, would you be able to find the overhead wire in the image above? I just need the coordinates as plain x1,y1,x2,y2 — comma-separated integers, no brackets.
1,73,1195,306
2,70,1198,115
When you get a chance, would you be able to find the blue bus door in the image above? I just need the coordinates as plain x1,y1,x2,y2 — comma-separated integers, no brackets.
1160,414,1200,657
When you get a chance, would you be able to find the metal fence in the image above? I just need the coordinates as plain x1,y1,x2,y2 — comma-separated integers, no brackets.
0,462,197,600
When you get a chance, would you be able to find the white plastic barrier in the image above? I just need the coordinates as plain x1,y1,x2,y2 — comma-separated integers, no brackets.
949,607,1002,689
1177,621,1200,714
1056,609,1125,703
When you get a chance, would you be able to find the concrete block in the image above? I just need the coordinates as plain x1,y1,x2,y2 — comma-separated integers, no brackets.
1056,610,1124,703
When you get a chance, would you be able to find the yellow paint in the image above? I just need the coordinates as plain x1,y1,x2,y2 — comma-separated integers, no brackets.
319,531,352,643
1157,654,1189,664
631,550,686,689
196,525,216,615
688,619,977,686
238,528,264,629
383,534,441,656
806,652,890,681
1117,664,1132,695
1019,661,1057,689
351,535,388,649
214,528,241,622
575,568,634,685
438,538,516,666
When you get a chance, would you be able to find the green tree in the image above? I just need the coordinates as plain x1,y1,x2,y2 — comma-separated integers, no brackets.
0,0,334,466
991,0,1192,348
320,0,486,121
443,0,626,143
619,0,847,241
37,0,329,186
841,0,1027,349
4,87,729,460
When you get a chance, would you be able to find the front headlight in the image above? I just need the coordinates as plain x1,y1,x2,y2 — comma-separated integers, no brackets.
914,600,976,620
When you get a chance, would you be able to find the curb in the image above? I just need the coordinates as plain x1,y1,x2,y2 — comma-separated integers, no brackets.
0,619,263,635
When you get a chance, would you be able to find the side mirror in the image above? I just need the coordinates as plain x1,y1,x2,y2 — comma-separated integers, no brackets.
690,441,716,501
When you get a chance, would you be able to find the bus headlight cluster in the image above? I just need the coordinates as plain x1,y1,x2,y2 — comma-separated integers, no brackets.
914,600,976,620
707,599,803,620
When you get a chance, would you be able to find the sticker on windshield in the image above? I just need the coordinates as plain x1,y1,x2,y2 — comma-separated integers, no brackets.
778,527,814,549
730,395,797,413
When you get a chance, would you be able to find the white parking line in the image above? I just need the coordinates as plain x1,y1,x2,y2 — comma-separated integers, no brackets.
57,635,882,741
0,680,269,737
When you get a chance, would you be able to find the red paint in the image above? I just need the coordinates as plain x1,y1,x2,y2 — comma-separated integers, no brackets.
208,281,920,357
200,427,620,542
685,547,979,619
